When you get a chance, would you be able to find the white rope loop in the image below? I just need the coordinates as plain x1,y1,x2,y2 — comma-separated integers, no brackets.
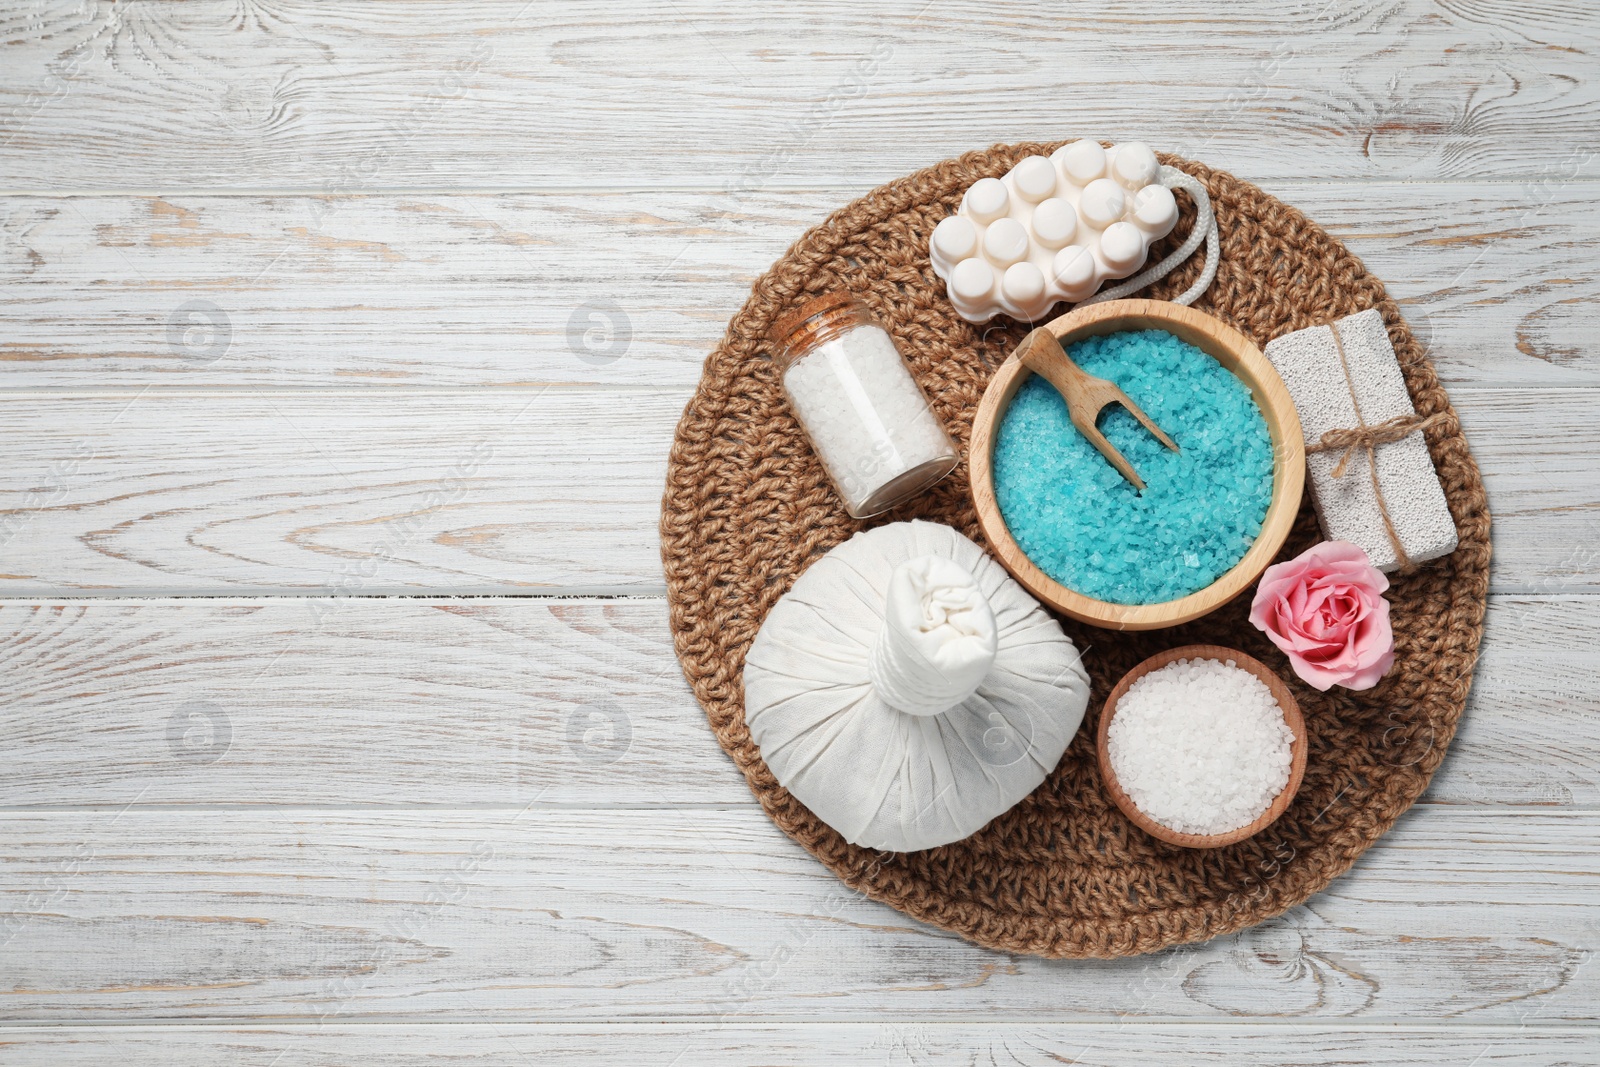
1082,165,1219,308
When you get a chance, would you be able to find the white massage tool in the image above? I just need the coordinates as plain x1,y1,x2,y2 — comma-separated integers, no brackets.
930,140,1218,323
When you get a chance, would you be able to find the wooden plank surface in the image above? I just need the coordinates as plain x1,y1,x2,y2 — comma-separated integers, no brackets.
1,595,1594,810
0,391,677,596
5,1023,1597,1066
0,182,1595,390
1,0,1596,189
0,809,1594,1023
4,0,1597,1056
0,386,1591,595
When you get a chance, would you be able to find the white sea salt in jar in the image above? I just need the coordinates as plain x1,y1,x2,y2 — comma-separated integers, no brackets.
769,293,958,518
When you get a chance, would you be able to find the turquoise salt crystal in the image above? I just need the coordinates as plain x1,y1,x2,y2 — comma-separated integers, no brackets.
993,329,1275,605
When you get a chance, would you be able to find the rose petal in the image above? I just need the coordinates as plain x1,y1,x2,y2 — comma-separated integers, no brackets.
1283,651,1343,691
1299,540,1382,575
1339,646,1396,690
1248,541,1393,692
1276,616,1339,654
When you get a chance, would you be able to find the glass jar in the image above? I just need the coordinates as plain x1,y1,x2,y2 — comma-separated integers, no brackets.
769,293,958,518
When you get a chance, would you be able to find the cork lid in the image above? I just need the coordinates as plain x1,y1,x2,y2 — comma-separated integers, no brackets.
767,291,861,347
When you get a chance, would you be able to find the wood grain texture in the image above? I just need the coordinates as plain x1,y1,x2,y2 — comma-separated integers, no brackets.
4,1023,1597,1066
2,0,1596,1049
1,595,1593,810
0,808,1594,1023
0,391,677,596
1,0,1596,189
0,387,1593,595
2,182,1596,389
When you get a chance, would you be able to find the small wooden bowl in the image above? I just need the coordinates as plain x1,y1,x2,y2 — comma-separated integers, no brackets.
1097,644,1308,849
968,299,1305,630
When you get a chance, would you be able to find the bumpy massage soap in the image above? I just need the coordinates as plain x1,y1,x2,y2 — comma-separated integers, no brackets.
930,141,1180,322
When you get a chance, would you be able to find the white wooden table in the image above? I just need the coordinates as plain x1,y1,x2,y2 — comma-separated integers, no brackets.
3,2,1597,1062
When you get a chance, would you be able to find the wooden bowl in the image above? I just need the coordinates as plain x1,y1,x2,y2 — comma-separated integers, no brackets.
968,298,1305,630
1096,644,1308,849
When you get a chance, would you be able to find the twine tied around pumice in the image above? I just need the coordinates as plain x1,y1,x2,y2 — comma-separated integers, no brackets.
1308,412,1451,479
1303,326,1453,571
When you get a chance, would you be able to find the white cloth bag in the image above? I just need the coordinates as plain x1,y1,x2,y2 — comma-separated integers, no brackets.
743,521,1091,852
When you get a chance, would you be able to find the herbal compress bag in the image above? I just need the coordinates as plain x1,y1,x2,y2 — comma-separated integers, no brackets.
743,520,1091,852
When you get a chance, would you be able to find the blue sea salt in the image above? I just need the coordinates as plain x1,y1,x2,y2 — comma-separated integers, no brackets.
993,329,1274,605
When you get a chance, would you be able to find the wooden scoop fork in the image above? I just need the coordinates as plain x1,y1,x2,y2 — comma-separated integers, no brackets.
1015,327,1179,491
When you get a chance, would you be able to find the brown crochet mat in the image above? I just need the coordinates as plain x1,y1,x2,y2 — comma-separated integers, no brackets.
660,142,1491,959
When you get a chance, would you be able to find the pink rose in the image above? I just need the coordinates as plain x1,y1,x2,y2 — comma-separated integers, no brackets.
1249,541,1395,692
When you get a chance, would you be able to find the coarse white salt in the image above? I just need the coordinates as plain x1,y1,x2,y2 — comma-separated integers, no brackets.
783,324,955,516
1107,657,1294,837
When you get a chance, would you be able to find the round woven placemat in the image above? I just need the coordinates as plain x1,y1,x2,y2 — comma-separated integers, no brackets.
660,142,1491,958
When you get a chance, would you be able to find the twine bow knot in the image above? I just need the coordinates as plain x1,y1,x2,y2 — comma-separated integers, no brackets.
1301,324,1450,571
1308,412,1449,479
